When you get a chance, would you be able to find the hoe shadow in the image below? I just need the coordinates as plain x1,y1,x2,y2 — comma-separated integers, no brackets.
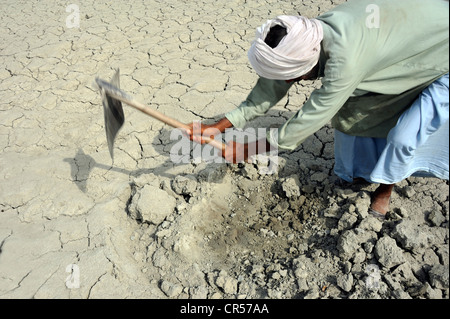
63,115,228,193
63,110,301,194
63,148,132,193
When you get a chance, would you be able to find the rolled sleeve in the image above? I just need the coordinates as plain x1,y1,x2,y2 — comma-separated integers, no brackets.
270,61,364,150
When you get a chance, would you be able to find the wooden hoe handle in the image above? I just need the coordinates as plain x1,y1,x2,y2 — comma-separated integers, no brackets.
96,77,226,153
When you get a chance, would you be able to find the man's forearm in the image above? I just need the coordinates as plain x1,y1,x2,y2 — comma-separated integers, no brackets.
215,117,234,133
225,78,294,129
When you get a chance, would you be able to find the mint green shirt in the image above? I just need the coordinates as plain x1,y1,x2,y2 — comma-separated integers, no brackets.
225,0,449,150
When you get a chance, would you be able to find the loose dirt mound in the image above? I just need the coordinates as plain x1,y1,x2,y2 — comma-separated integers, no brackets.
126,155,449,299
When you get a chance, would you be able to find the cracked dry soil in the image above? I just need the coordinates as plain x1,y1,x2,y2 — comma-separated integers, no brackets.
126,155,449,299
0,0,448,300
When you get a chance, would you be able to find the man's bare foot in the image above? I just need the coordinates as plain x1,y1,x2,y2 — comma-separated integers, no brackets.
370,184,394,216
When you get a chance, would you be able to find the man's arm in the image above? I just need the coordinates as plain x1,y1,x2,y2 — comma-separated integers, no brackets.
225,77,294,129
186,77,293,143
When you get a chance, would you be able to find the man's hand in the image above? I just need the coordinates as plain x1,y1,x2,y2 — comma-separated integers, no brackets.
183,118,276,164
184,122,218,144
222,138,275,163
223,141,248,163
184,117,233,144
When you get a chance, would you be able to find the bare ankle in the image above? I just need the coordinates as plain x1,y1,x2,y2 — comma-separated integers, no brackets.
370,184,394,215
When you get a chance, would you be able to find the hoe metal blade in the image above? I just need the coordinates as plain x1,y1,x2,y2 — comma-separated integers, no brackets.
98,69,124,160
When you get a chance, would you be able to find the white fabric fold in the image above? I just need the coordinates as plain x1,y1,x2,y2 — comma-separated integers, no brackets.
248,15,323,80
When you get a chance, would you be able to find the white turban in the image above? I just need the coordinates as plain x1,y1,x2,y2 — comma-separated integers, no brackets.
248,15,323,80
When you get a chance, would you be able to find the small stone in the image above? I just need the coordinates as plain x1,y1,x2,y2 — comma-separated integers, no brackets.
160,280,183,298
391,262,417,284
251,264,264,274
343,261,352,274
353,192,371,219
155,228,171,239
428,264,449,289
281,175,301,198
392,219,434,252
303,288,320,299
241,163,258,180
223,278,238,295
172,175,197,196
353,249,366,264
323,202,341,219
216,271,238,295
293,259,309,279
374,236,405,269
189,286,209,299
428,210,446,227
338,212,358,230
395,206,409,218
424,282,443,299
129,185,177,225
337,230,360,258
401,186,416,198
337,273,354,292
358,216,383,233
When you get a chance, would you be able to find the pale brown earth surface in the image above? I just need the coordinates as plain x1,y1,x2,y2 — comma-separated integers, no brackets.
0,0,448,300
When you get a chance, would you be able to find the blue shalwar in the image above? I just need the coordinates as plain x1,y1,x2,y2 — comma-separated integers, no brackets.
334,74,449,184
